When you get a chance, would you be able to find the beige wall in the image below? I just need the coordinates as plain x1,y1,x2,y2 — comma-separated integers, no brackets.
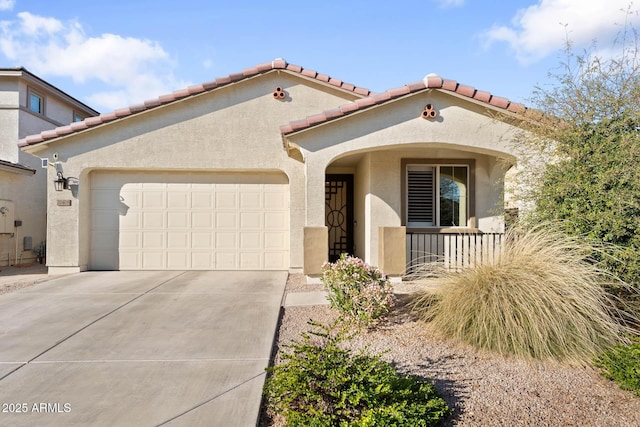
0,73,92,266
28,71,359,272
287,90,524,267
25,75,529,273
0,155,47,266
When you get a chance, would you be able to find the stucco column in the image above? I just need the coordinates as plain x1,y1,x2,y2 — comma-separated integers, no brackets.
46,164,83,274
303,226,328,275
301,154,330,277
305,156,327,226
378,226,406,277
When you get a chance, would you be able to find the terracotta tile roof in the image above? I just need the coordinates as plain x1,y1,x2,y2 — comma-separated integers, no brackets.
19,59,371,147
280,75,527,135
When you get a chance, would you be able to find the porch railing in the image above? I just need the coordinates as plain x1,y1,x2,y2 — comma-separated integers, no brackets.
406,232,504,273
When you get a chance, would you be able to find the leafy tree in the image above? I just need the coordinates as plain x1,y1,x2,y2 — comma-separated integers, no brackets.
522,17,640,293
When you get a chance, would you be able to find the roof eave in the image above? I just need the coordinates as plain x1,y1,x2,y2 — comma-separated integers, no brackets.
0,160,36,175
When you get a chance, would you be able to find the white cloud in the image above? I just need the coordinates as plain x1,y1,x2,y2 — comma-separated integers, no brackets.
434,0,464,8
0,11,189,111
482,0,640,64
0,0,15,11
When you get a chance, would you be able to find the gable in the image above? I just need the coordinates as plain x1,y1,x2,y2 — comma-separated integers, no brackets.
23,70,366,172
20,60,369,154
284,89,526,163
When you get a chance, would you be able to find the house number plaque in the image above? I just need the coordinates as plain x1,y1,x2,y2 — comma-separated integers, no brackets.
57,200,72,206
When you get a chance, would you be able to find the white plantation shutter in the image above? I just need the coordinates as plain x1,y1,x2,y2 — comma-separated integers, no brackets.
407,166,434,227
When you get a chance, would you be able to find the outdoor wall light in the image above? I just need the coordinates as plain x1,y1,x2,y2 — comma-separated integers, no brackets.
54,171,67,191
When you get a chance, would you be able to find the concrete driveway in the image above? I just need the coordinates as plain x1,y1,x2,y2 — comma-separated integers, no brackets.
0,270,287,426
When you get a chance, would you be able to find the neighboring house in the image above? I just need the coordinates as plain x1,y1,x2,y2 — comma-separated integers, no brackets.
20,59,528,277
0,68,98,267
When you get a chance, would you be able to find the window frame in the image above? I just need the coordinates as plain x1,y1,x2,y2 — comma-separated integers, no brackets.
401,158,476,232
27,88,45,115
72,111,85,122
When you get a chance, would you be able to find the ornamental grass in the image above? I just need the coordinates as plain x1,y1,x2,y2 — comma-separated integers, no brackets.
410,224,638,364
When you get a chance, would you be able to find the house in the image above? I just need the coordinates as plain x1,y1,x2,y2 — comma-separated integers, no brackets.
19,59,528,278
0,68,98,267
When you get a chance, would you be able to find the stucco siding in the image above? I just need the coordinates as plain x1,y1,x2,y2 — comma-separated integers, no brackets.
0,155,46,266
35,72,359,271
288,91,523,266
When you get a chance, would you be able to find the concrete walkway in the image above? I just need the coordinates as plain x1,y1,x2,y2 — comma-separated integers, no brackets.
0,270,287,426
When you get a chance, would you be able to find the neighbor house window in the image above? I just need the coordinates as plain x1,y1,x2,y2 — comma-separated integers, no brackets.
406,163,469,227
73,111,84,122
28,89,44,114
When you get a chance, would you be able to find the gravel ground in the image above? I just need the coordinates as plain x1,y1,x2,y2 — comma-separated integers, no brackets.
260,274,640,427
3,270,637,425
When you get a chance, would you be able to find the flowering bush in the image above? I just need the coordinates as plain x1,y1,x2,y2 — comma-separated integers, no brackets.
321,254,395,326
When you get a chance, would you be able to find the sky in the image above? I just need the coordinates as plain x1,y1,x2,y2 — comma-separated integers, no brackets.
0,0,638,113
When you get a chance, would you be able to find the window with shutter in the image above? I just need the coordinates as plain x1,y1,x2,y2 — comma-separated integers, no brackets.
405,163,469,228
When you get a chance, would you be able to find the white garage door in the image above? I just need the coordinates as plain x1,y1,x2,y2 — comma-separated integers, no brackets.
90,171,289,270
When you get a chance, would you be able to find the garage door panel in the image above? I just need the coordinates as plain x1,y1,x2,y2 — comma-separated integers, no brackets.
92,210,119,230
240,252,261,269
90,171,289,270
215,192,237,209
192,252,213,269
192,233,212,248
168,232,189,248
216,252,237,269
143,232,164,249
91,231,118,250
142,192,165,209
142,252,164,269
192,212,212,228
168,192,189,208
216,232,236,249
265,252,287,269
240,232,261,249
216,212,236,228
119,231,140,248
192,192,213,208
120,191,141,208
264,232,286,249
119,251,141,269
142,212,164,228
167,212,189,228
264,192,286,210
240,212,261,229
91,189,120,209
240,192,262,209
167,252,189,269
120,212,141,228
264,212,286,229
92,250,120,270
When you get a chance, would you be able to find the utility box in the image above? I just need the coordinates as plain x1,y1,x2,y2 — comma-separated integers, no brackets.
23,236,32,251
0,200,15,234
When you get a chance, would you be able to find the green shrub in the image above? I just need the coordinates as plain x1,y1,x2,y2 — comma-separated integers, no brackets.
530,113,640,303
411,225,637,363
322,254,395,326
264,321,450,426
595,335,640,396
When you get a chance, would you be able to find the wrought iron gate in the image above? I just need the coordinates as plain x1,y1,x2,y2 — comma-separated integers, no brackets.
325,174,354,262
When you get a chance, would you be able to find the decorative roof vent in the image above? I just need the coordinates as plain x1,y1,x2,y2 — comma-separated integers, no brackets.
273,86,286,100
421,104,438,120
